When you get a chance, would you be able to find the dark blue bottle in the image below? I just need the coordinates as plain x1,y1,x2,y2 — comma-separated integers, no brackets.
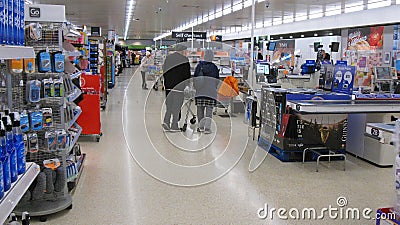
3,0,8,44
13,0,18,45
10,113,25,175
2,116,17,183
7,0,13,45
0,121,10,192
19,0,23,45
0,0,4,44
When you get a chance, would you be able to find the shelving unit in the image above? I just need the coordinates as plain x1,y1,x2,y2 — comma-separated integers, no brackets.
89,39,100,74
0,46,35,60
0,163,40,224
89,36,108,109
10,21,84,221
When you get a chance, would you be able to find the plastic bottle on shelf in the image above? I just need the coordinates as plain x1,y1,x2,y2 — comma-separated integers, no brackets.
7,0,13,45
19,0,24,46
0,121,5,199
13,0,18,45
0,120,11,192
0,0,4,44
10,112,25,175
2,114,18,183
3,0,8,44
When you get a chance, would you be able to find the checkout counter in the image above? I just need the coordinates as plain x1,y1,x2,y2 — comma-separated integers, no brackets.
251,61,400,167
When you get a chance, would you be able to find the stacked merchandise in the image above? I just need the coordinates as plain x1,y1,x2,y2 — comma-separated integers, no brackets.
0,108,28,201
88,39,99,74
89,36,108,109
69,32,90,73
0,0,25,46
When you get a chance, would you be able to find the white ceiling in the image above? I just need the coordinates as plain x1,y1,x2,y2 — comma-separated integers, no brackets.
33,0,395,39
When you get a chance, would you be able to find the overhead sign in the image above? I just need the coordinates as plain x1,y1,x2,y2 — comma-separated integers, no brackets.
29,7,41,18
25,4,65,22
172,32,207,40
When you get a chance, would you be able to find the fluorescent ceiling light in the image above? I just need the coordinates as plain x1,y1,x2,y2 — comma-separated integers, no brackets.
124,0,136,40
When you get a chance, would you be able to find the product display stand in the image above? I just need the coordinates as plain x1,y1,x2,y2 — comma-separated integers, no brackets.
11,20,83,222
89,36,108,110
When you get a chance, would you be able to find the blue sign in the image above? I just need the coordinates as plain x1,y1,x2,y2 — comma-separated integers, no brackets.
332,65,356,95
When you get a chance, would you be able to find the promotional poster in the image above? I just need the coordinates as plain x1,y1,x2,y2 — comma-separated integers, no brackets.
272,40,295,67
347,26,384,50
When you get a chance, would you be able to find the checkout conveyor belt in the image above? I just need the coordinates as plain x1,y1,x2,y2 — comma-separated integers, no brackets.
287,100,400,114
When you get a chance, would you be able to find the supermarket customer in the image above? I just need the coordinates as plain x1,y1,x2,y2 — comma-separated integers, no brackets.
162,45,191,132
194,50,219,134
140,51,152,89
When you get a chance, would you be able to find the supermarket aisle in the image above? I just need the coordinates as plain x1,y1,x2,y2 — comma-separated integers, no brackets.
38,68,394,225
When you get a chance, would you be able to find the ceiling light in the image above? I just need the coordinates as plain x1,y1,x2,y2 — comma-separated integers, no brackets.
124,0,137,40
314,33,318,36
301,34,305,37
329,32,333,35
289,36,293,38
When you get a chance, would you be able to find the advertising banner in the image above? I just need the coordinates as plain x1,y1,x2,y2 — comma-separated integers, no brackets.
347,26,384,50
271,40,295,66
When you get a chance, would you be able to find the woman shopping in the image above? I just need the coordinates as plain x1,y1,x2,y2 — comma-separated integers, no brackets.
193,50,220,134
140,51,153,89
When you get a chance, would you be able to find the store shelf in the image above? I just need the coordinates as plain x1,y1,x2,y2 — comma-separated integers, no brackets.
0,46,35,60
67,108,82,129
70,71,82,79
68,124,82,152
67,153,86,193
0,162,40,224
68,88,82,102
287,100,400,114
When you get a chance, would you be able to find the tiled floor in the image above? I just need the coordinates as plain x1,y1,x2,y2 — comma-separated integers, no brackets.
34,68,394,225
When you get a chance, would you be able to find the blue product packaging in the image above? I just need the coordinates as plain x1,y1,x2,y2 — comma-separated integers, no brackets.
52,52,65,73
10,112,25,175
7,0,13,45
13,0,18,45
20,111,29,132
30,111,43,131
19,0,23,45
0,123,5,198
27,80,41,103
37,51,51,72
2,116,17,183
0,120,10,192
0,0,4,44
56,130,67,149
3,0,7,44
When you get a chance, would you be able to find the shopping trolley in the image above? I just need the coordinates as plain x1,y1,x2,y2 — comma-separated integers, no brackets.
181,82,197,131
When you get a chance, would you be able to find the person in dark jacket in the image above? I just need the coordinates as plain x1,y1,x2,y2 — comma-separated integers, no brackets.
162,45,191,132
194,50,220,134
